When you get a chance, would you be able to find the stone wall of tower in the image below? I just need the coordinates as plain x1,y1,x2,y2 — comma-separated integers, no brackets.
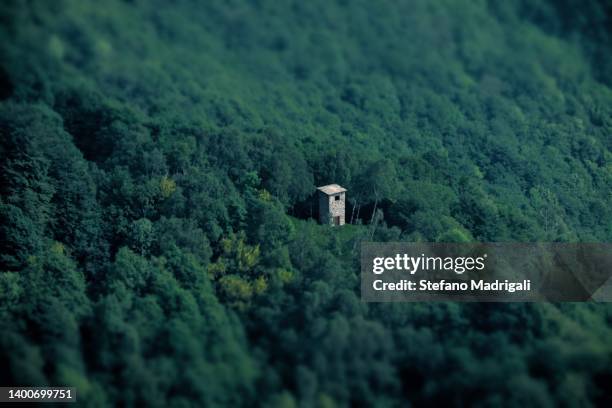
328,192,346,225
318,190,346,226
318,191,330,224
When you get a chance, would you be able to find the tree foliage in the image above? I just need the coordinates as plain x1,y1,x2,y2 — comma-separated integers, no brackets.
1,0,611,406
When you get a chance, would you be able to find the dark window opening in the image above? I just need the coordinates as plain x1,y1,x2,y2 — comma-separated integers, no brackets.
334,195,340,201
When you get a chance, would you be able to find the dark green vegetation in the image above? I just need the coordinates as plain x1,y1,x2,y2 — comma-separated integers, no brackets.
1,0,611,406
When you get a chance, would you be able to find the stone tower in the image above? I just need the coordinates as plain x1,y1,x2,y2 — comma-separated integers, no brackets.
317,184,346,226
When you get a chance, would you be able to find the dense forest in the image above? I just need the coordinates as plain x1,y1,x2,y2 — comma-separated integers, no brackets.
1,0,611,406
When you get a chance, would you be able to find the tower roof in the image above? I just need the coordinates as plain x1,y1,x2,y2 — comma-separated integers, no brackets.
316,184,347,195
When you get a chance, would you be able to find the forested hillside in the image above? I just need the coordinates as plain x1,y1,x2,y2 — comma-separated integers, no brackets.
1,0,611,406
